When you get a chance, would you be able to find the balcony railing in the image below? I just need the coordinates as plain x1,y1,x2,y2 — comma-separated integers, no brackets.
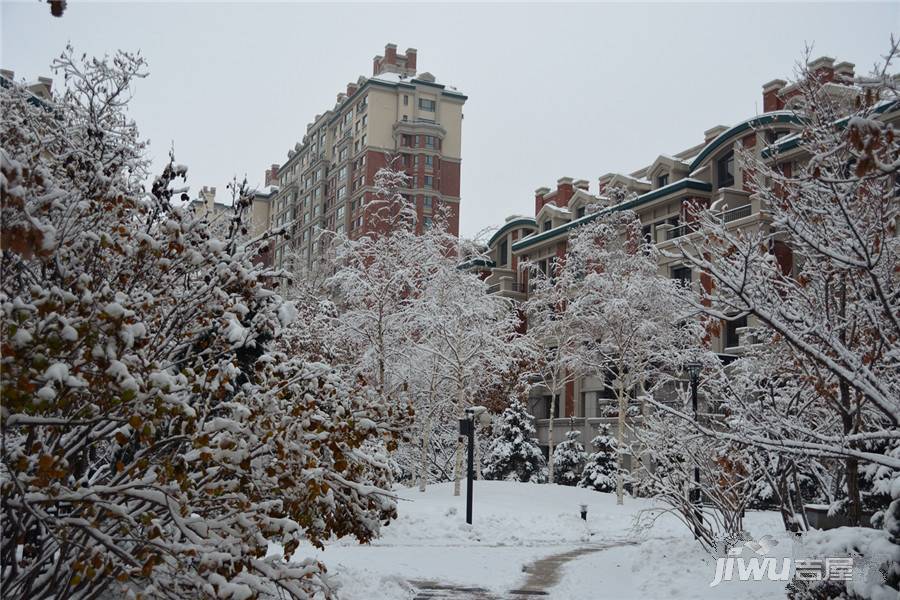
664,204,755,241
487,281,525,295
722,204,752,223
666,224,691,240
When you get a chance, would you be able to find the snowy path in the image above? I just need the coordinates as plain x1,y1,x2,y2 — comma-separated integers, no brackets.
514,540,639,593
290,482,789,599
409,539,639,598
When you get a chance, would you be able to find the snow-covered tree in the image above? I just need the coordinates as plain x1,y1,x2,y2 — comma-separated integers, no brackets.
414,236,528,494
483,400,547,484
648,43,900,591
579,425,618,492
668,43,900,517
0,48,406,600
558,210,710,502
552,430,586,486
522,252,593,485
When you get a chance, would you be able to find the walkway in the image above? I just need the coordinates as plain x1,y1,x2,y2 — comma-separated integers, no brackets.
411,539,638,599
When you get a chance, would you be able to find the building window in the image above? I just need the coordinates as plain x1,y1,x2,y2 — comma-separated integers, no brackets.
657,173,669,187
424,196,432,209
724,315,747,349
576,206,586,219
338,186,346,200
717,151,735,188
671,266,691,285
338,166,347,180
499,239,508,266
423,216,433,229
337,206,344,219
362,115,367,127
543,220,552,232
425,155,434,167
418,98,436,111
424,175,433,188
403,95,408,106
425,136,436,148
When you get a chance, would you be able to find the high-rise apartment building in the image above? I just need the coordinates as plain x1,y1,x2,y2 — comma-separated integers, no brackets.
267,44,467,271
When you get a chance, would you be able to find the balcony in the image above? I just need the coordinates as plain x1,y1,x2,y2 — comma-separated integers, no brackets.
486,276,527,300
658,201,759,242
665,223,692,240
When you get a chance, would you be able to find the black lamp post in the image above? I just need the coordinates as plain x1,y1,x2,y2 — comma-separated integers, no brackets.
686,361,702,539
459,407,476,525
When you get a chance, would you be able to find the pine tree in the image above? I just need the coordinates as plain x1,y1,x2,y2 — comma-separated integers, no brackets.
483,401,547,483
579,425,619,492
552,430,586,486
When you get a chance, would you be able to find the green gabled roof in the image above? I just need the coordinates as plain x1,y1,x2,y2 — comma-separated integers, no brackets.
511,178,712,253
760,99,900,159
487,217,537,247
689,112,802,172
457,257,495,270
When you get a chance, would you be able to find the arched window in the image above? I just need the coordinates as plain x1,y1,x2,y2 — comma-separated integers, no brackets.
716,151,735,188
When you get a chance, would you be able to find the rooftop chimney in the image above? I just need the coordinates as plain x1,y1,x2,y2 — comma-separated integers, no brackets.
534,186,551,215
372,43,417,77
762,79,787,112
807,56,835,83
555,177,575,209
265,164,280,187
834,61,855,83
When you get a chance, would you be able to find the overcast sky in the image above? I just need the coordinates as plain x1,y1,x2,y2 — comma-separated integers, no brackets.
2,2,898,237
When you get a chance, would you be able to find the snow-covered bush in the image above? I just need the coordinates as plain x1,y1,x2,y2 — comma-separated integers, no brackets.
483,400,547,484
552,431,586,487
579,425,618,492
0,48,406,599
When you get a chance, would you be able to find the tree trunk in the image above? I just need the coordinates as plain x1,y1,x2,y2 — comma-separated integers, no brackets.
453,384,466,496
616,378,626,505
839,378,862,526
419,414,432,492
547,392,556,484
475,428,483,480
452,437,464,496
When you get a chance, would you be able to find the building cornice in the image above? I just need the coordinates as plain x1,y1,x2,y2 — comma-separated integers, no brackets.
512,178,712,253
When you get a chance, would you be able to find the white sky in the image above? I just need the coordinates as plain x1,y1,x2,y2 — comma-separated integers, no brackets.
2,1,898,238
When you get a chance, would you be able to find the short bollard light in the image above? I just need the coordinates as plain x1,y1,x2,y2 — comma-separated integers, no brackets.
580,504,588,521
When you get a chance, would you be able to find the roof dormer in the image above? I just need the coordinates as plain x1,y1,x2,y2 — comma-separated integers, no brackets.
646,155,691,189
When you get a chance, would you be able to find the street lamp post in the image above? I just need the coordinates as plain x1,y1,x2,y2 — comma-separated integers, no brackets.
686,362,702,540
459,407,489,525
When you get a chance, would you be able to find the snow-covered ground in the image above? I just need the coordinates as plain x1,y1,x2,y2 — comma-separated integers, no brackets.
282,480,795,599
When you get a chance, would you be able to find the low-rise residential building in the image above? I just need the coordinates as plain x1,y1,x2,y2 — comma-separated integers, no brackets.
475,56,900,458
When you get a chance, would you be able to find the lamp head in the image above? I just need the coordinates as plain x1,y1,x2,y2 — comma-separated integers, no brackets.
686,361,702,381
